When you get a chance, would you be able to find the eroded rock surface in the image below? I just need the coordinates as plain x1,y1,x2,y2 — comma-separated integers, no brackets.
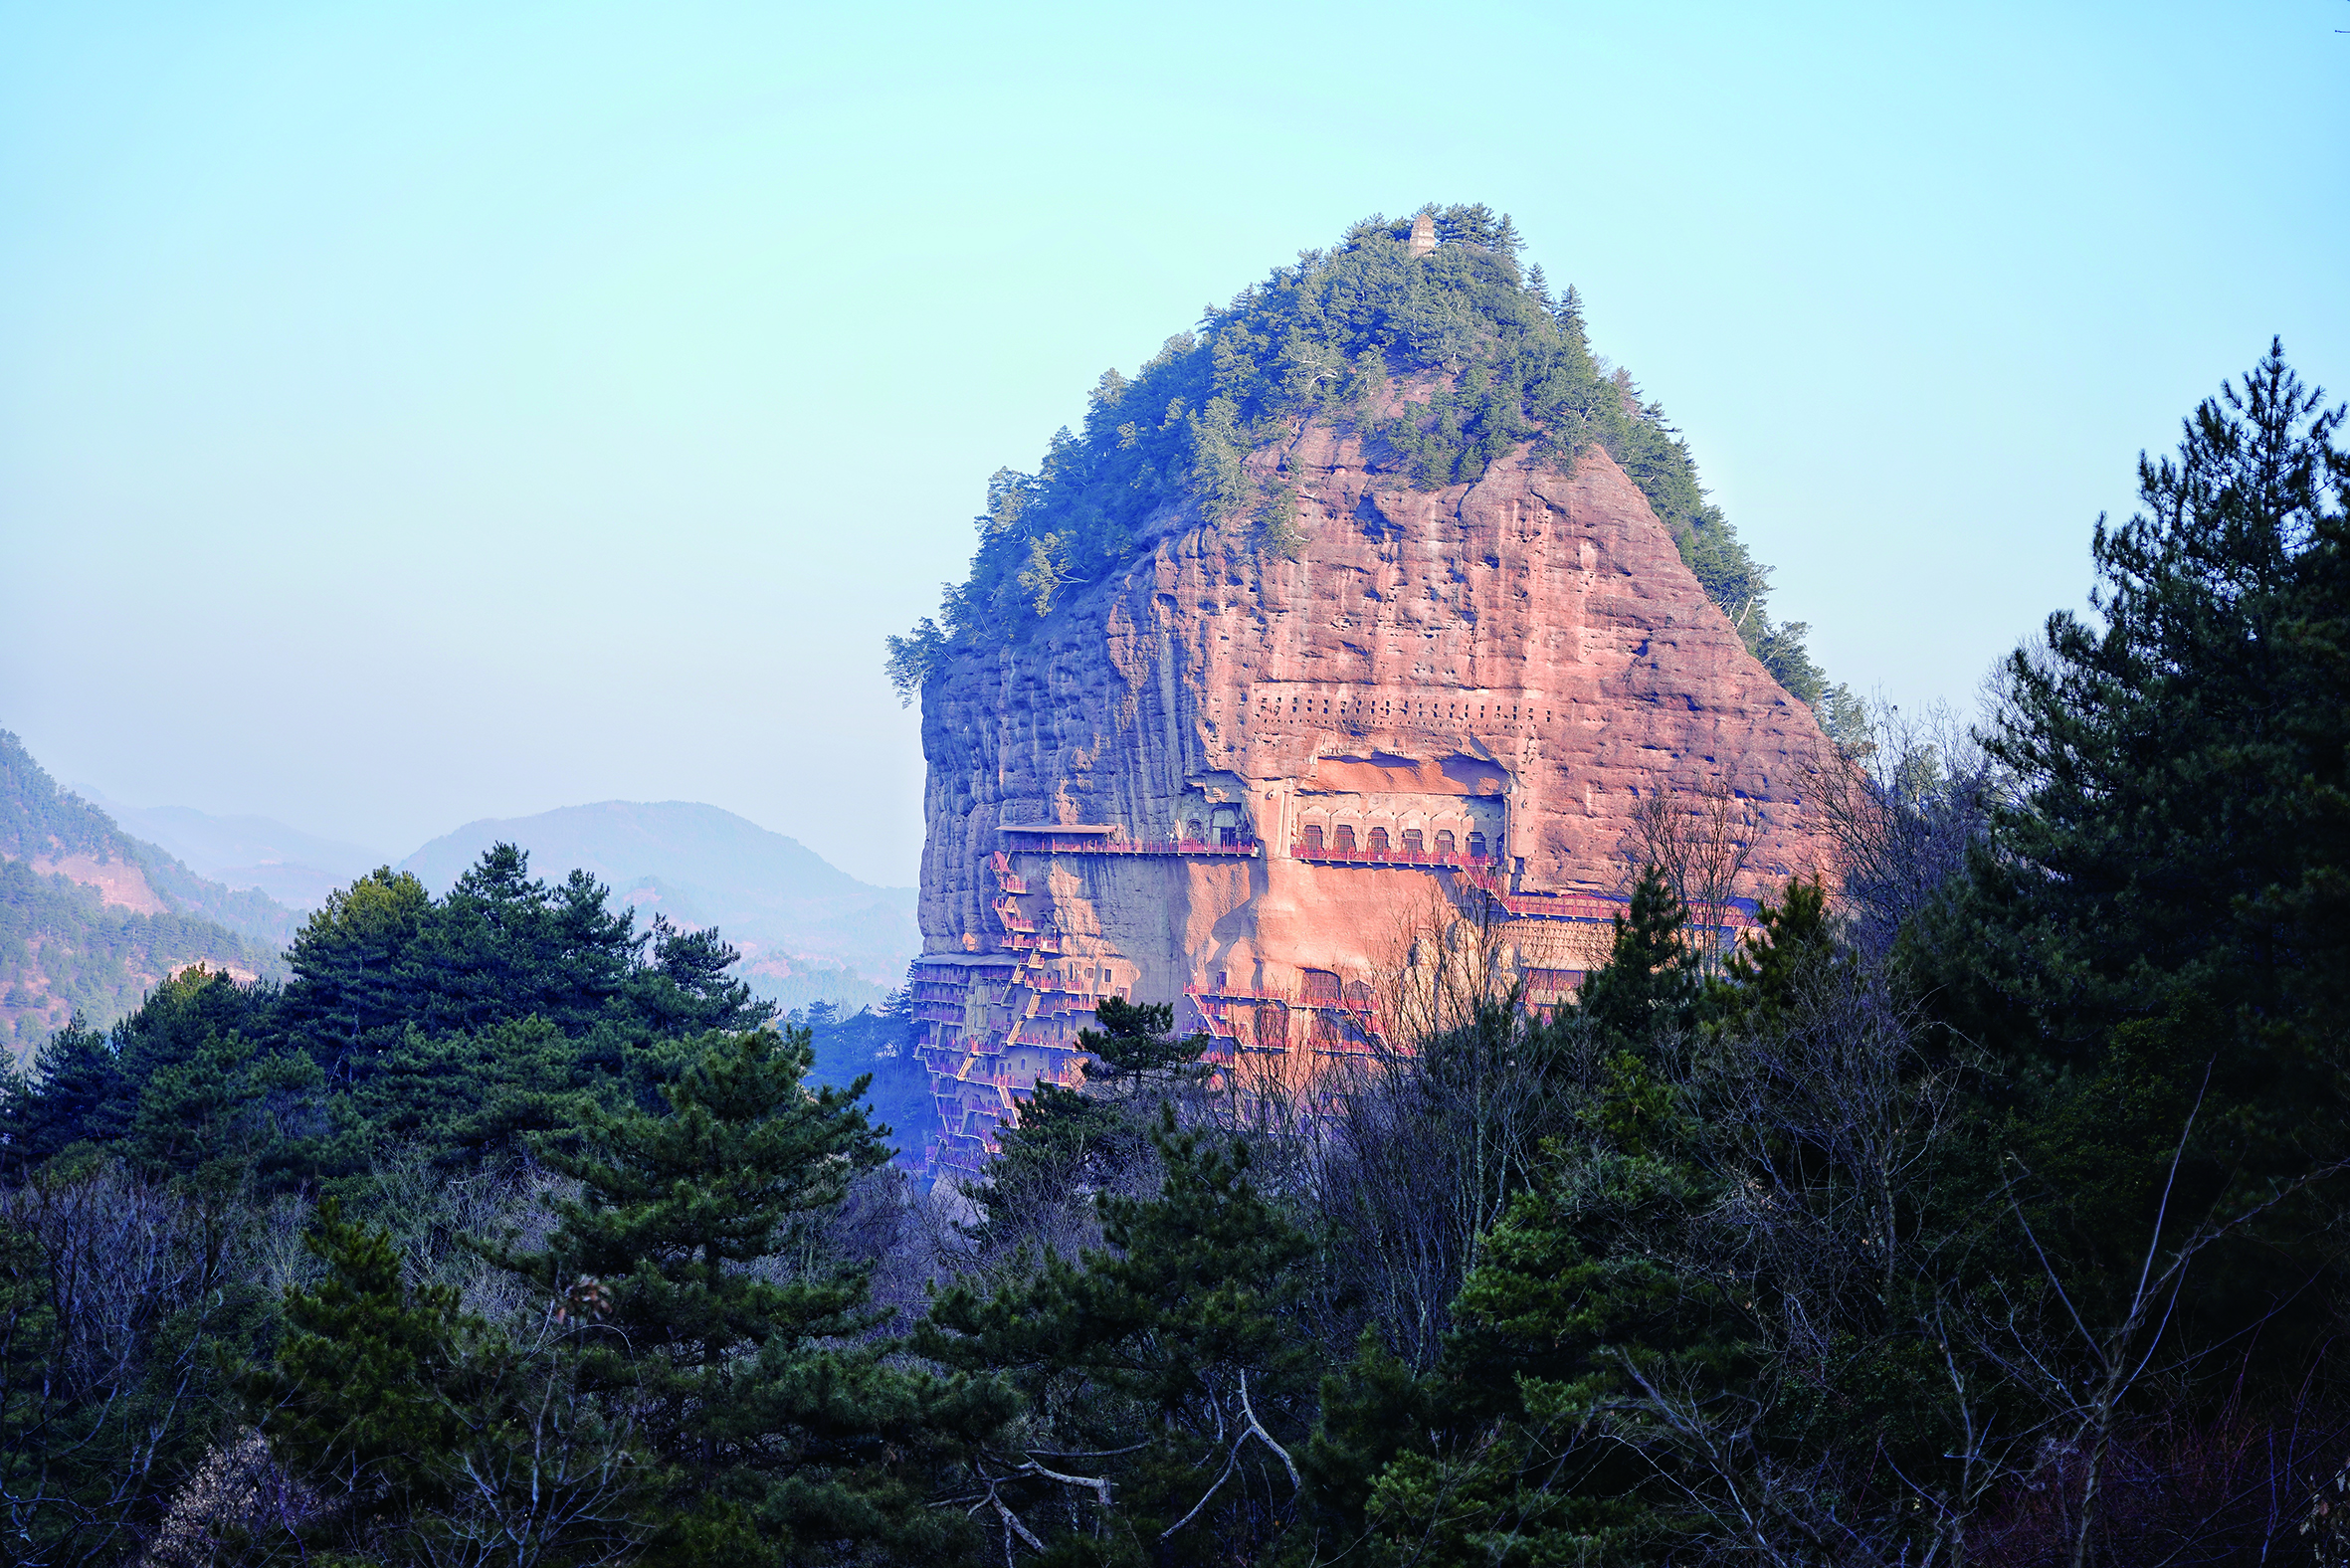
910,425,1838,1170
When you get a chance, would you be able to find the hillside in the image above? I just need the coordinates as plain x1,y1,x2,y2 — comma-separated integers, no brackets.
81,793,383,911
398,801,920,1005
0,730,291,1058
799,1002,934,1168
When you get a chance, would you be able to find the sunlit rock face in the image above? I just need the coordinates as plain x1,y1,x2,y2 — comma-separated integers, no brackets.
908,422,1837,1172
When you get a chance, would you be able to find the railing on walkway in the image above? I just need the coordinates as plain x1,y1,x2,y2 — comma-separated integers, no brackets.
1292,841,1499,872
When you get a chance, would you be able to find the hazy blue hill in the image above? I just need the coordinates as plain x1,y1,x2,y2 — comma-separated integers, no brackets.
81,794,383,911
398,800,877,901
397,801,921,998
800,1004,932,1169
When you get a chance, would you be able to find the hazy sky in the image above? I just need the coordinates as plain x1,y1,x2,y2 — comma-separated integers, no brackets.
4,2,2344,889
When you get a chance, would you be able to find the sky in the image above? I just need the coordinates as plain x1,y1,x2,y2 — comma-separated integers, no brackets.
2,1,2344,889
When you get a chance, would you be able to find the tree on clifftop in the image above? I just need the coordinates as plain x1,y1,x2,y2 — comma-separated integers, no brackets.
888,205,1844,713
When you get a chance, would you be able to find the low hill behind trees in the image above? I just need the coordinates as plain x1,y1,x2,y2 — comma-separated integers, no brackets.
398,800,919,1012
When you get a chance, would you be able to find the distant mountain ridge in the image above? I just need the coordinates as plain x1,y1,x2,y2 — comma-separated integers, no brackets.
397,801,920,1001
2,739,913,1060
1,732,300,947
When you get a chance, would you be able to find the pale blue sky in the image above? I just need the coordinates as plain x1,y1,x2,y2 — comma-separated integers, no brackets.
3,1,2344,888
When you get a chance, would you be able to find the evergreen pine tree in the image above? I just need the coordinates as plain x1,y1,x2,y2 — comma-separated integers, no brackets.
490,1025,1010,1565
1915,340,2350,1377
240,1199,473,1527
0,1014,127,1172
963,996,1206,1255
922,1112,1316,1562
1577,868,1699,1049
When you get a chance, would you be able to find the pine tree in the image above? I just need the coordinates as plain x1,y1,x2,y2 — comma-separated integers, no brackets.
1915,340,2350,1377
490,1025,1010,1565
0,1014,127,1172
1577,868,1699,1050
240,1200,473,1526
243,1200,651,1565
1343,876,1861,1565
1705,874,1837,1035
963,996,1207,1255
922,1112,1316,1562
1939,340,2349,1070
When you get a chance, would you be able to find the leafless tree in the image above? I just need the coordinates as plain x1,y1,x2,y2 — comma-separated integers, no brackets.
1375,883,1524,1048
133,1429,320,1568
0,1163,250,1568
1808,697,1998,962
1541,948,1995,1565
405,1326,647,1568
1264,892,1577,1371
1632,775,1759,973
1960,1076,2350,1568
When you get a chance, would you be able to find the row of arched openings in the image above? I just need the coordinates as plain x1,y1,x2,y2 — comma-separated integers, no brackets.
1298,825,1488,860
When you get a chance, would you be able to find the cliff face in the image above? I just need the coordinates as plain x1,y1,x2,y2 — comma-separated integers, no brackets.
910,420,1838,1170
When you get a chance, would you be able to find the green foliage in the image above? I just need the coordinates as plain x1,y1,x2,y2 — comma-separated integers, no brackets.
127,1021,321,1195
241,1197,650,1567
5,843,778,1197
1077,996,1200,1079
0,722,297,1053
1294,1329,1436,1552
7,347,2346,1568
0,727,298,960
0,1164,272,1567
1931,339,2349,1066
490,1025,1010,1565
1574,866,1699,1051
1913,337,2350,1387
1343,871,1953,1566
889,207,1831,710
1705,873,1837,1034
961,996,1207,1255
3,964,296,1183
0,1217,69,1549
241,1199,474,1522
281,849,767,1085
333,1016,602,1174
130,847,300,948
881,617,945,709
1323,347,2350,1565
1256,474,1303,559
1361,1139,1725,1565
921,1111,1317,1561
0,729,125,862
0,1015,125,1168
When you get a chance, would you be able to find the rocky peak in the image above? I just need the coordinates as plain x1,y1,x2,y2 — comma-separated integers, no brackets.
904,419,1840,1172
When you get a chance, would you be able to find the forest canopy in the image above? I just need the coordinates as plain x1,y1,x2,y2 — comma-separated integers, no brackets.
888,204,1847,717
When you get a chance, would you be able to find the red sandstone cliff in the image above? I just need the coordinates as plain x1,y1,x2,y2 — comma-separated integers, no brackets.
909,419,1839,1168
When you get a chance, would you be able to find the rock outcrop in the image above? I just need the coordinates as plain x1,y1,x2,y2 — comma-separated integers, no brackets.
909,421,1839,1171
